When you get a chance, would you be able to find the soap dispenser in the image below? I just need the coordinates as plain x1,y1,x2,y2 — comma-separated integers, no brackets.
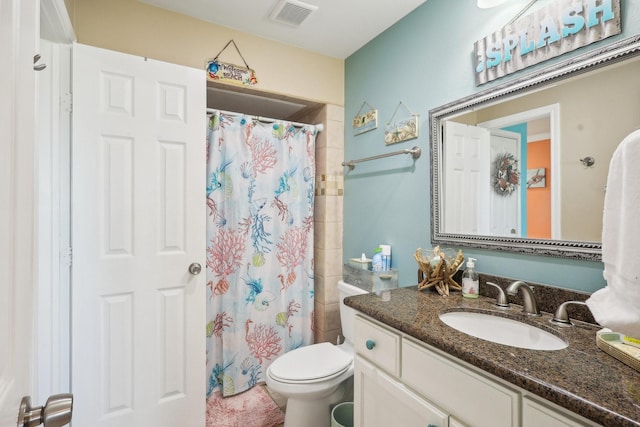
462,257,479,298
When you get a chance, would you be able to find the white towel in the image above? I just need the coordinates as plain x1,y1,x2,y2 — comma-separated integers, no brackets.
586,129,640,338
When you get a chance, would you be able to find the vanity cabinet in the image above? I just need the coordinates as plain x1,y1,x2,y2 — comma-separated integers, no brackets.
521,396,600,427
354,356,449,427
354,315,468,427
402,338,518,427
354,314,600,427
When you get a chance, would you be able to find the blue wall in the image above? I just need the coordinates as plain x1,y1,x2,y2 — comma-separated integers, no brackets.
502,123,528,235
343,0,640,293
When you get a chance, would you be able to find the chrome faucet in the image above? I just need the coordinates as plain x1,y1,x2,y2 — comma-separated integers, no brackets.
551,300,588,326
506,281,541,316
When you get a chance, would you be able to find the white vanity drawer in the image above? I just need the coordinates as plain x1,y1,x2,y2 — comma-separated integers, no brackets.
401,338,519,427
354,355,448,427
354,315,401,377
522,396,601,427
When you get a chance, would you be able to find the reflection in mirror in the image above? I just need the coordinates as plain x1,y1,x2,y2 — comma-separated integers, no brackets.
430,35,640,261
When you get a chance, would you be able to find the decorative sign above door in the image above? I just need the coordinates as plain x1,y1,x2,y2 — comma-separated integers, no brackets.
474,0,621,86
206,40,258,86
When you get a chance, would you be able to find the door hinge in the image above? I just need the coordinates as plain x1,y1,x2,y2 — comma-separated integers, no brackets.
61,246,72,267
61,92,72,113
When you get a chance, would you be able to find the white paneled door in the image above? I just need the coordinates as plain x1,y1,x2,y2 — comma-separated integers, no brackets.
443,121,491,235
489,129,521,237
71,43,206,426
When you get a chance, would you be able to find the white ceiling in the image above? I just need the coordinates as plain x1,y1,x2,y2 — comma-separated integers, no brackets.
139,0,428,59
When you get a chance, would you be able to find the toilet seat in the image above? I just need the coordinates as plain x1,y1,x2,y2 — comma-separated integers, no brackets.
268,342,352,384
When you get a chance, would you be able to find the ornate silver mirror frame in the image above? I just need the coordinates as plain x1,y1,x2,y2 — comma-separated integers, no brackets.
429,34,640,261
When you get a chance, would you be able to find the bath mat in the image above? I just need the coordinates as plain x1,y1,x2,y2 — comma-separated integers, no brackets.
206,385,285,427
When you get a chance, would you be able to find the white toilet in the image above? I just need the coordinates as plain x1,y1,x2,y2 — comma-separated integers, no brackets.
265,280,367,427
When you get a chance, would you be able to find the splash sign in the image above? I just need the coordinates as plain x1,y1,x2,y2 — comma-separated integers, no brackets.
474,0,620,85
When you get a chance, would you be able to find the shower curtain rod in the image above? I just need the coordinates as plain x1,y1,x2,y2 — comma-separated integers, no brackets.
206,108,324,132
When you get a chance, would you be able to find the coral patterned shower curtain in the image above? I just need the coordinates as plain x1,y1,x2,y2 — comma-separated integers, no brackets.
206,110,317,398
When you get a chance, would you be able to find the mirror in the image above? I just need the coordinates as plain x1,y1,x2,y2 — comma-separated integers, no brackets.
430,34,640,261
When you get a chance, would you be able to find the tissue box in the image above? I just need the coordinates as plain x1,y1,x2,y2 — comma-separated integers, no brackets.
349,257,372,270
342,264,399,293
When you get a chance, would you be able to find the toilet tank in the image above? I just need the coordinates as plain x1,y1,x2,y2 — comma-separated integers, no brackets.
338,280,368,344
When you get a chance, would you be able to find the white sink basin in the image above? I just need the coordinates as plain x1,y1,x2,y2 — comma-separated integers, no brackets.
439,311,567,351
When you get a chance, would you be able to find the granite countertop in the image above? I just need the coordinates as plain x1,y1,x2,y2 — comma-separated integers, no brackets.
345,286,640,427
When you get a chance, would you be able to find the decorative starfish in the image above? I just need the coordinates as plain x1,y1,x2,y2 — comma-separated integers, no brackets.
414,247,464,297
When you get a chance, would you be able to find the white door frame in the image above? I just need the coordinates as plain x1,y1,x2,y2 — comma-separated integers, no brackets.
36,39,73,404
36,0,75,405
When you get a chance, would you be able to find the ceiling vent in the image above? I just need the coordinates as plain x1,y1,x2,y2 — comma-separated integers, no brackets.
269,0,318,27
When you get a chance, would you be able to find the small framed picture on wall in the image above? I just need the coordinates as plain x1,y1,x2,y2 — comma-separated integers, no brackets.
527,168,546,188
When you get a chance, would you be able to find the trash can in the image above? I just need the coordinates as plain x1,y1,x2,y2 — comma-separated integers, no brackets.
331,402,354,427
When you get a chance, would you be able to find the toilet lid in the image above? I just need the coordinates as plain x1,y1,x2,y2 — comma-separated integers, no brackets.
268,342,352,383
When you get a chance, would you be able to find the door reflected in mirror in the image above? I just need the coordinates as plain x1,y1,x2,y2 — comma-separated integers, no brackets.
443,105,557,240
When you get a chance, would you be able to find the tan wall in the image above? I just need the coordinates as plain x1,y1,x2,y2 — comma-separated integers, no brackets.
64,0,74,23
68,0,344,106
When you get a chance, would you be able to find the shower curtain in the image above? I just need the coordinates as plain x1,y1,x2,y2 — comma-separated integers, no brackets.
205,110,317,397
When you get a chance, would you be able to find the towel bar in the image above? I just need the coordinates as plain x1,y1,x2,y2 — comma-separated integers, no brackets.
342,146,421,170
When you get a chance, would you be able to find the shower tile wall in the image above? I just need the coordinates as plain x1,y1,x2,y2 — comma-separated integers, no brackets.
301,104,345,344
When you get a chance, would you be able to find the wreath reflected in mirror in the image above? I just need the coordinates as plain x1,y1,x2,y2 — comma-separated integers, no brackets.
492,152,520,196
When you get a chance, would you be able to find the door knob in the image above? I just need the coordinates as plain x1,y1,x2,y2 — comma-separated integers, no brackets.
33,53,47,71
188,263,202,275
17,393,73,427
